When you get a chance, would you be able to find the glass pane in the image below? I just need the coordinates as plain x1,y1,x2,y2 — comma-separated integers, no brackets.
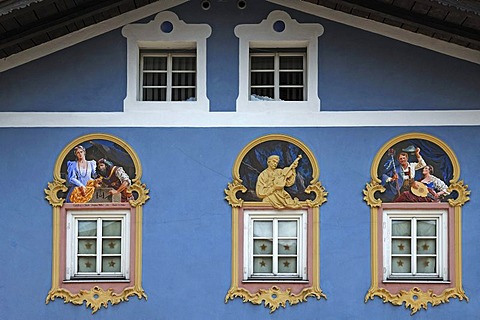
278,221,297,237
417,220,436,236
102,257,121,272
143,88,166,101
280,55,303,70
251,56,274,70
417,239,436,254
78,239,96,254
392,220,411,236
417,257,436,273
253,221,272,237
278,239,297,254
78,257,96,272
172,72,196,86
254,239,272,254
172,88,196,101
172,56,196,71
391,239,411,254
143,72,166,86
391,257,411,273
103,239,121,254
251,71,274,86
278,257,297,273
279,71,303,85
143,56,166,71
103,221,121,236
78,220,97,236
251,88,274,100
253,257,272,273
279,87,303,101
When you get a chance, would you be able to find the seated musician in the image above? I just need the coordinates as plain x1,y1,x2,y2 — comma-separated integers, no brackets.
255,155,302,209
394,165,449,202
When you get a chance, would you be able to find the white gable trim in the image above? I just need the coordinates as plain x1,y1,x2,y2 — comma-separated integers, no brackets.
269,0,480,65
1,110,479,127
0,0,188,73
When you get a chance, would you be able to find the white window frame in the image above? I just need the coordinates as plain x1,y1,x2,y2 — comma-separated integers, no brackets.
250,50,306,101
122,11,211,112
383,209,448,282
243,209,307,281
66,209,130,281
235,10,323,112
140,51,197,102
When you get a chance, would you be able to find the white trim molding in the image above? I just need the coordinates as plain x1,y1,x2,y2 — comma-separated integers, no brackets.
235,11,324,113
122,11,211,112
1,110,479,127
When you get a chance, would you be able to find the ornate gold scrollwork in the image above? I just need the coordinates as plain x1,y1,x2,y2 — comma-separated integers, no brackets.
46,286,147,314
448,180,470,207
224,179,247,207
305,181,328,208
363,181,385,208
225,286,326,313
129,179,150,207
45,179,68,207
47,133,148,313
365,286,468,315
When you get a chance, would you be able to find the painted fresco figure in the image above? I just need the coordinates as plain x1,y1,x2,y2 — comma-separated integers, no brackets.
67,145,97,203
381,146,426,201
255,155,302,209
394,164,449,202
96,158,133,202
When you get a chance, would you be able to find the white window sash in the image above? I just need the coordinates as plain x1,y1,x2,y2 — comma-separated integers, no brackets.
243,210,307,281
66,210,130,281
383,209,447,282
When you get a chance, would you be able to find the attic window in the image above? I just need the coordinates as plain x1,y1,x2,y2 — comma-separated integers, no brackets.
122,11,211,112
234,11,323,113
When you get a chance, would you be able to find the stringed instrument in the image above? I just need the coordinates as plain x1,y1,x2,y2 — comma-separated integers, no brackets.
273,155,302,188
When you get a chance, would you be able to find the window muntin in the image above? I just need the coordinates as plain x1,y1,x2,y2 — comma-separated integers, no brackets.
383,210,447,281
141,51,196,102
66,210,130,280
250,49,305,101
244,210,307,281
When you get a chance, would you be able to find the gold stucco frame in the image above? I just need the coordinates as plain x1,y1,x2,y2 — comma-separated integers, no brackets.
363,132,469,314
224,134,327,312
45,133,149,313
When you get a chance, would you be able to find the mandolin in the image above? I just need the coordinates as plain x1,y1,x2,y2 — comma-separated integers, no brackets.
273,155,302,188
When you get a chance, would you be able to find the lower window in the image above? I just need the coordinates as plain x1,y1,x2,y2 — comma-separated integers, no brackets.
66,210,130,280
383,209,447,281
244,210,307,281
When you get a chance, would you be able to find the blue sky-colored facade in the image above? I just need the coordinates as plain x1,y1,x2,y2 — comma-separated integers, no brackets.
0,1,479,319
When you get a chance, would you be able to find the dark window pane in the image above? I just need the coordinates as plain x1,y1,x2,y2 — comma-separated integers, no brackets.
172,72,196,86
251,71,274,86
172,88,196,101
143,73,166,86
280,87,303,101
143,88,166,101
172,56,196,70
251,56,274,70
280,56,303,70
251,87,274,99
280,71,303,85
143,56,166,70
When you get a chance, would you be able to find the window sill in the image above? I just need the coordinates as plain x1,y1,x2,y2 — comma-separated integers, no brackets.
123,98,209,113
63,279,130,283
383,279,450,284
243,279,309,283
236,99,320,113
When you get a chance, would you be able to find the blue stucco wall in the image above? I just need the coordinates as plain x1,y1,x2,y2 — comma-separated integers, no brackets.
0,127,479,320
1,1,479,319
0,0,479,112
